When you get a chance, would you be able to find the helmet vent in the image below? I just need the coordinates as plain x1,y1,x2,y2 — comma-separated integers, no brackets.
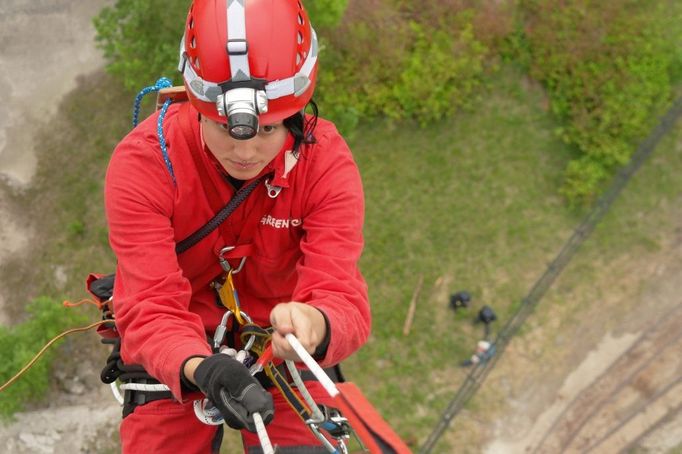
298,13,304,26
297,31,303,44
191,36,196,49
189,17,194,29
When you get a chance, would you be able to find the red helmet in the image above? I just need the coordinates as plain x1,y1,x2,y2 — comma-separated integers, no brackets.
178,0,318,138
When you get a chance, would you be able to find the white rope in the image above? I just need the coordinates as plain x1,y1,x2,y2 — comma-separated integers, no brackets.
119,383,171,392
284,353,339,453
285,360,326,423
285,333,339,397
253,412,275,454
109,382,124,405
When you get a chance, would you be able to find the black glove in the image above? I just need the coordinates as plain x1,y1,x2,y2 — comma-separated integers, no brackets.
194,354,274,432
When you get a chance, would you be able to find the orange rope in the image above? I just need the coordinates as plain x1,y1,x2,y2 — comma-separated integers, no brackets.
62,298,103,310
0,320,109,393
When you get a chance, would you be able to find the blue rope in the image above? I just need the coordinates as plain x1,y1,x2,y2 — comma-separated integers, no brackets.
157,98,176,185
132,77,172,127
131,77,176,185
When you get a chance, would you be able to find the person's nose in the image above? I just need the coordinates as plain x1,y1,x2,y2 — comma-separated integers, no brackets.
231,139,258,161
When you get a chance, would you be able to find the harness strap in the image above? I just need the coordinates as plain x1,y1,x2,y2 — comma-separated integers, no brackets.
175,176,265,254
265,363,313,421
122,387,173,418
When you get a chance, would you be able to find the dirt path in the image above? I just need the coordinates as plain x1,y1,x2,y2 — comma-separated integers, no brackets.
525,308,682,453
0,0,111,186
484,221,682,453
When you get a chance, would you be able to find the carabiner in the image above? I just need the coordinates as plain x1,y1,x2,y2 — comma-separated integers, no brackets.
218,246,247,274
212,310,256,352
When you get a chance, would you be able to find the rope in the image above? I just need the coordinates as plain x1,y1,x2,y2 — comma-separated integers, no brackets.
253,412,275,454
285,333,339,398
286,360,339,453
132,77,172,127
157,98,176,184
131,77,176,184
0,320,109,393
119,383,171,392
419,97,682,454
62,298,103,310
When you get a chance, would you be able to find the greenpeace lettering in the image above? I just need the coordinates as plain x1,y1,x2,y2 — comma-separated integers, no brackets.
260,215,302,229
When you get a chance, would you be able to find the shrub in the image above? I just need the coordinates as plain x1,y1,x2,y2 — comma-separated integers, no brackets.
305,0,349,29
391,20,487,126
94,0,190,91
0,298,88,417
516,0,682,204
316,0,508,132
93,0,511,133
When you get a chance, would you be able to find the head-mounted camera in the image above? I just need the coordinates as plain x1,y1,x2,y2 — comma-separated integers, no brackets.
216,87,269,140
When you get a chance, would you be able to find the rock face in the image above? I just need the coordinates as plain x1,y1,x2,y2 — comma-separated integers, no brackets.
0,0,112,318
0,0,112,186
0,2,121,452
1,387,120,454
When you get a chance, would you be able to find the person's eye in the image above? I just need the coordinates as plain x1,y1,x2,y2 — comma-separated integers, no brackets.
260,124,277,135
218,123,229,132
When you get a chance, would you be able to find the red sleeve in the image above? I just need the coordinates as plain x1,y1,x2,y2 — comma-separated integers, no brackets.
293,128,371,366
104,123,211,401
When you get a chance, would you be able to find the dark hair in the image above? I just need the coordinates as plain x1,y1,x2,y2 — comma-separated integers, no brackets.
283,100,318,157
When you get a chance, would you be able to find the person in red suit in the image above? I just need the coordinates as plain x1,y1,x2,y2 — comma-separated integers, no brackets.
104,1,371,452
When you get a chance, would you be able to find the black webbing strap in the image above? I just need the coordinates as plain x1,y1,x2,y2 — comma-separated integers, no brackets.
175,175,266,254
265,363,313,421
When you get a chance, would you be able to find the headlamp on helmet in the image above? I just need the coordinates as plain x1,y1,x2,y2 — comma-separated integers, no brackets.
216,87,269,140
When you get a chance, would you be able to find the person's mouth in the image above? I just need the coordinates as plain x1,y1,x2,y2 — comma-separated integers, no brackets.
229,159,258,169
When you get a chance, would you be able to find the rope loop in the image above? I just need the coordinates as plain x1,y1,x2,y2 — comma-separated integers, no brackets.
130,77,177,185
132,77,173,127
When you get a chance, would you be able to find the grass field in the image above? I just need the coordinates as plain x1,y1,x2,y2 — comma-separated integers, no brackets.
1,65,680,452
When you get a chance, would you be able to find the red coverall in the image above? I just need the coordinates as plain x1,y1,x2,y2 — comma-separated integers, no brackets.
104,102,371,453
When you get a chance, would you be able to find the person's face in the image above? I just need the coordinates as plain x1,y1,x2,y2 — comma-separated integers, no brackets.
201,116,287,180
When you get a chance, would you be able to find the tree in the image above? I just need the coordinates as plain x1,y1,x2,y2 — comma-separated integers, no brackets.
94,0,193,91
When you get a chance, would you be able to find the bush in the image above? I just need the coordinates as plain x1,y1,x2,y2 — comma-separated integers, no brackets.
304,0,348,29
316,0,508,132
515,0,682,204
0,298,88,417
94,0,190,91
392,20,487,126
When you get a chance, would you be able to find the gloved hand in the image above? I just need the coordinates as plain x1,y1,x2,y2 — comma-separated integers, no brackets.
193,353,274,432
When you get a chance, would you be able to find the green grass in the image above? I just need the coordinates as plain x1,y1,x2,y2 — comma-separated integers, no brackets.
1,66,681,452
342,69,682,450
341,67,581,446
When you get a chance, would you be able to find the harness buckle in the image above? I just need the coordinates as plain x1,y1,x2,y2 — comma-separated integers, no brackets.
264,179,282,198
